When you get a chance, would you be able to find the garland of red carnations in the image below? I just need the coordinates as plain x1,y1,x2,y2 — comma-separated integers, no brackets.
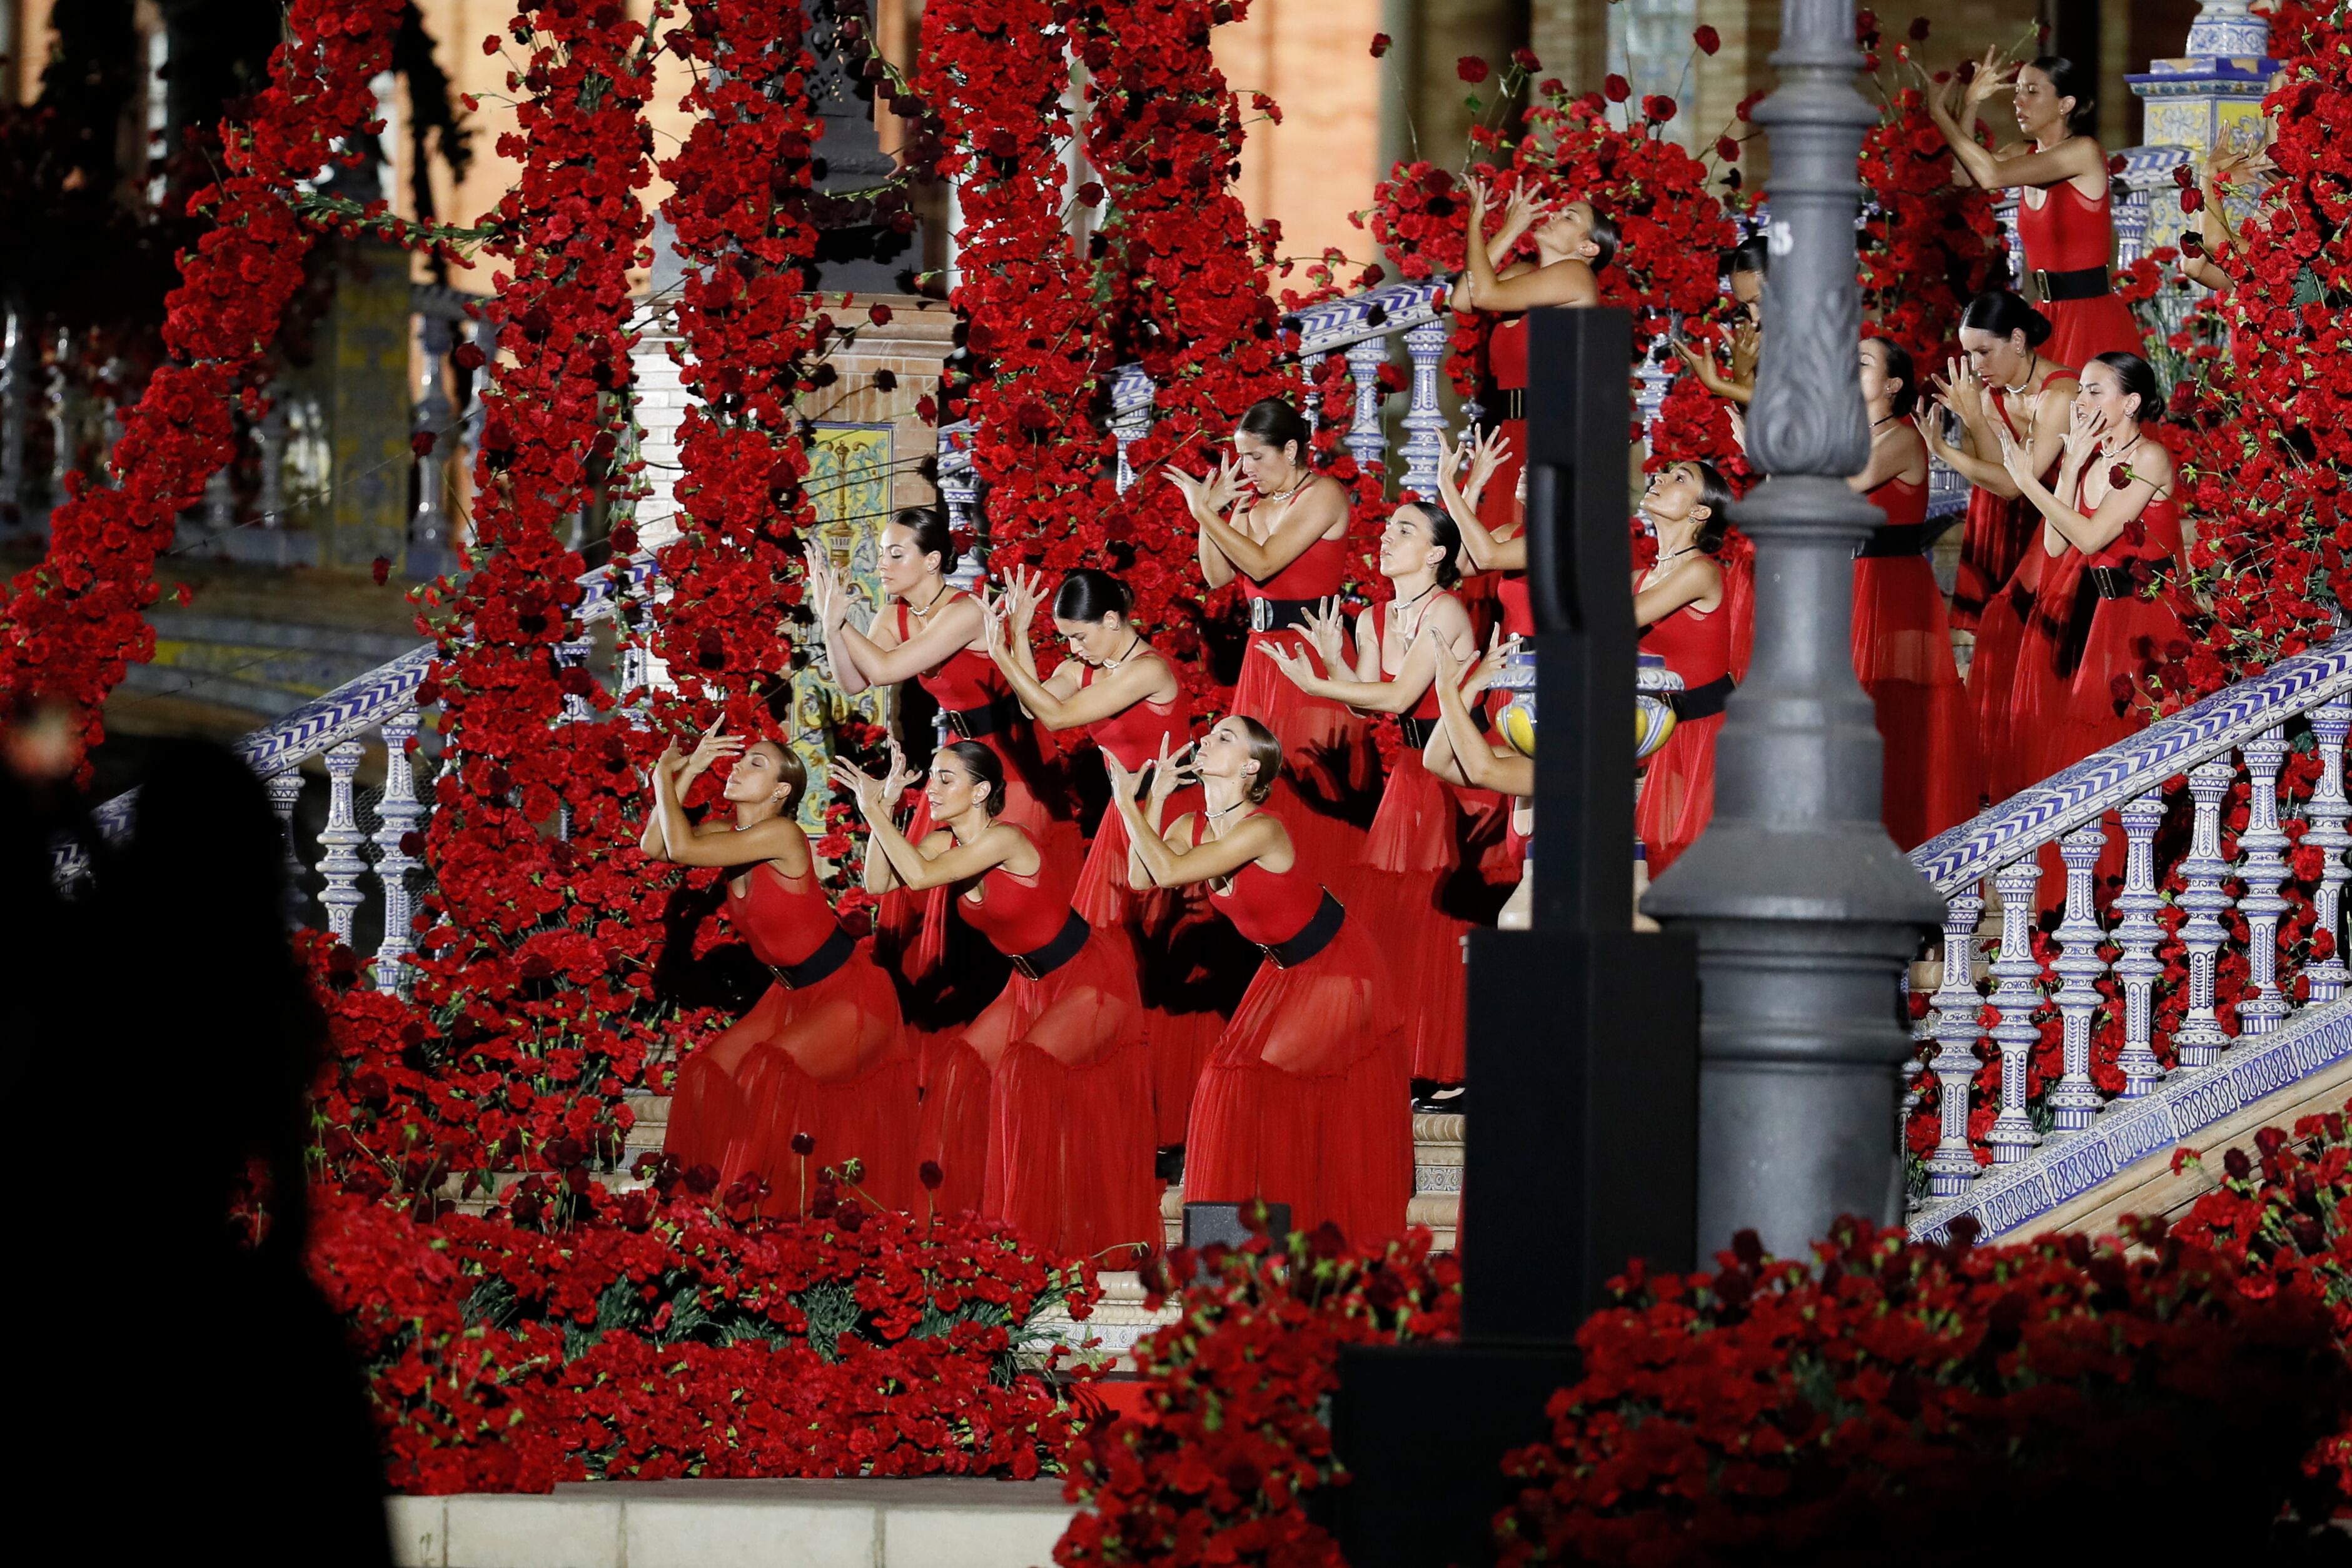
1055,0,1299,699
0,0,406,756
320,1,677,1200
915,0,1113,649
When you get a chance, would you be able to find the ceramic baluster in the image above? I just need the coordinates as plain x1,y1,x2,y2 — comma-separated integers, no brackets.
2114,181,2151,268
1925,885,1987,1197
1986,860,2044,1164
1400,316,1448,498
1344,336,1387,471
2175,758,2237,1068
2111,792,2169,1095
2047,825,2109,1132
266,770,306,902
2238,725,2293,1035
2306,695,2351,1004
373,711,425,995
1111,364,1153,495
318,741,368,941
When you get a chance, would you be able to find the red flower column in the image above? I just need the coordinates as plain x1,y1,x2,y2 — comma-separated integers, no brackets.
404,4,670,1167
0,0,405,760
916,0,1111,571
1066,0,1296,700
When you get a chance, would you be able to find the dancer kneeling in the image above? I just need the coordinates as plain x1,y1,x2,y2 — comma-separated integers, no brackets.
835,740,1159,1265
647,731,919,1212
1108,720,1411,1246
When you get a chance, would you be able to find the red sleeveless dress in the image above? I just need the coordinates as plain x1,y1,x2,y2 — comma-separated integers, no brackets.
1480,316,1529,545
1066,664,1220,1145
665,861,920,1213
1635,583,1737,876
923,832,1159,1264
1228,527,1374,870
1354,598,1472,1083
1951,384,2051,633
1854,472,1980,848
876,595,1078,987
1181,813,1412,1244
2017,179,2145,371
2051,485,2191,774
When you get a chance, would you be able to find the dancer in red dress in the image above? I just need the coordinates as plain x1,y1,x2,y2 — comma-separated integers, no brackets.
1107,718,1411,1245
1168,398,1373,868
805,508,1076,1001
1261,502,1480,1100
835,740,1158,1264
1919,291,2079,648
1919,50,2142,369
1850,339,1979,848
1448,175,1618,545
1437,425,1532,638
979,566,1219,1150
1632,462,1737,876
1994,353,2191,781
1449,177,1616,548
646,732,919,1212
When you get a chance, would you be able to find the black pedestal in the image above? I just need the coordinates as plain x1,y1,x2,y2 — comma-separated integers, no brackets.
1328,1342,1578,1568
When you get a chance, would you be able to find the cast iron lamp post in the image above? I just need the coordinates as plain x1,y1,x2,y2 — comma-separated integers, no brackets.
1643,0,1946,1259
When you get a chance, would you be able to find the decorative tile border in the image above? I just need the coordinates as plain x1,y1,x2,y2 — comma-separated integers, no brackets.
1909,997,2352,1244
1911,634,2352,895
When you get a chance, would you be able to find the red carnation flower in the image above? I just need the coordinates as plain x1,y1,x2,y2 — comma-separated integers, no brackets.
1909,17,1931,40
1693,24,1720,55
867,301,892,326
919,1160,944,1190
410,430,438,457
2173,163,2194,187
371,556,391,585
1076,180,1104,207
1369,32,1391,58
1717,136,1742,162
1511,47,1540,71
1604,74,1631,103
451,341,487,370
2109,463,2132,488
1457,56,1490,84
1644,94,1678,123
791,1132,815,1156
2181,187,2203,213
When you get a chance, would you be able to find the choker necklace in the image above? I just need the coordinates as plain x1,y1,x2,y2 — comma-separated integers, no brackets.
1104,632,1144,669
1204,798,1249,822
906,581,953,618
1870,413,1900,431
1258,471,1312,506
2001,351,2041,397
1391,580,1439,616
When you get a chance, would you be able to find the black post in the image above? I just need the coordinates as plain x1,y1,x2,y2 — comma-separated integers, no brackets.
1331,309,1700,1568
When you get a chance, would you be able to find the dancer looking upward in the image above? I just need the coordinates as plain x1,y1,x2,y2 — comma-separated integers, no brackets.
1449,178,1617,546
835,740,1158,1264
1168,398,1371,865
645,730,918,1212
1261,502,1480,1099
980,566,1219,1147
1108,721,1411,1244
1917,51,2141,368
1632,461,1739,877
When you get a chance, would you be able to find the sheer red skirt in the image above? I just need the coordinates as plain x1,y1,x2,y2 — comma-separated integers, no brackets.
1634,711,1722,877
1358,746,1470,1082
1232,626,1374,872
2040,296,2144,378
1853,553,1980,848
924,923,1160,1265
664,940,921,1213
1952,487,2037,635
1183,909,1413,1247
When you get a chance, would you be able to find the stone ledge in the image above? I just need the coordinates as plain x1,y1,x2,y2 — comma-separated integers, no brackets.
389,1477,1075,1568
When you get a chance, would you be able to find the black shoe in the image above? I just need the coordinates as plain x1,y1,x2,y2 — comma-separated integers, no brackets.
1412,1084,1467,1117
1154,1144,1186,1185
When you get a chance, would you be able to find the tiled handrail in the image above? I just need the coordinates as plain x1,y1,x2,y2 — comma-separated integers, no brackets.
1904,633,2352,1236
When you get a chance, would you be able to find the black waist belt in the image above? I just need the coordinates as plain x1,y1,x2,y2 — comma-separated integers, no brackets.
2032,265,2111,303
1399,715,1437,750
2089,561,2169,600
1495,387,1525,422
1667,674,1735,722
942,693,1019,740
1856,521,1931,559
1258,890,1345,970
1246,596,1321,635
767,923,857,990
1007,909,1091,982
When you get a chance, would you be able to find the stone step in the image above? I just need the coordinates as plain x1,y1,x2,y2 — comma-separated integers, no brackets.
388,1477,1076,1568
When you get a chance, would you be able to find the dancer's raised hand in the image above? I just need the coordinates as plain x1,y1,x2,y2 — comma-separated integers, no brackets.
1256,640,1318,690
1001,564,1046,631
827,756,886,813
1992,423,2036,490
1144,734,1196,810
2061,398,2108,470
1463,425,1510,501
879,740,917,803
1299,595,1348,671
1960,47,2015,112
